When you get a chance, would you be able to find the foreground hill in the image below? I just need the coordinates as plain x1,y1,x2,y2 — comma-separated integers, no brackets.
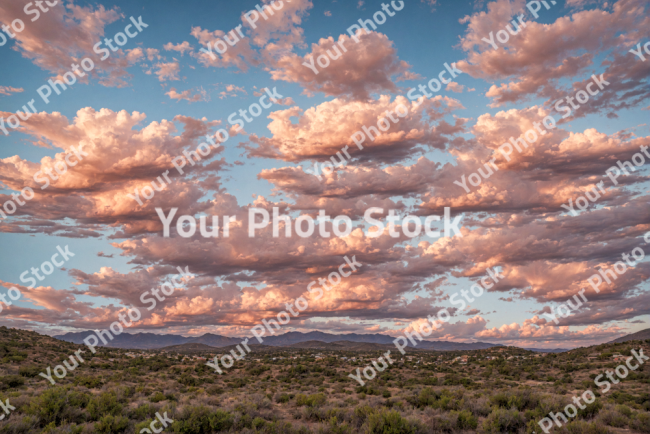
608,327,650,344
1,326,649,433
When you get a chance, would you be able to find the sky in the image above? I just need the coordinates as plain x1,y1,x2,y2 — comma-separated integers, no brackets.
0,0,649,349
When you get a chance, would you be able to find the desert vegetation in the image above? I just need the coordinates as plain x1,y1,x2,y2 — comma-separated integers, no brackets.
0,327,648,433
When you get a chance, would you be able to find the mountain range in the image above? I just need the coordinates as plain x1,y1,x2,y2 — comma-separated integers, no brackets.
54,328,648,352
54,330,502,351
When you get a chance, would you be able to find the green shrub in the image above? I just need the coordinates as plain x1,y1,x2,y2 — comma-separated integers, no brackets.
95,415,129,433
1,375,25,388
150,391,166,403
481,408,525,433
25,387,69,426
87,391,123,420
407,387,437,408
455,409,478,430
178,373,200,387
206,385,223,396
130,403,155,420
365,408,416,434
295,393,326,407
615,404,632,417
252,417,266,429
632,411,650,433
565,420,611,434
18,365,41,378
74,375,103,388
171,406,234,434
578,400,603,419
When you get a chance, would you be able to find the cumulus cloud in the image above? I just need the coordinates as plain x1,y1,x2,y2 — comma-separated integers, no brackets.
269,31,414,100
154,62,180,81
244,94,465,164
164,41,193,56
0,1,135,87
0,107,226,237
457,0,650,113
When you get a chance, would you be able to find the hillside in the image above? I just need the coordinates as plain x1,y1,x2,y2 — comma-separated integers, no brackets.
608,327,650,344
158,343,220,353
287,340,422,352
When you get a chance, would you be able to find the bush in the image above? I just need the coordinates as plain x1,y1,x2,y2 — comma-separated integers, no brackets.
150,391,166,403
295,393,326,407
631,411,650,433
18,365,41,378
407,387,437,408
579,400,603,419
1,375,25,388
171,406,234,434
87,391,123,420
95,415,129,433
74,375,103,388
455,409,478,430
564,420,611,434
481,408,525,433
178,373,200,387
24,387,87,427
130,403,155,420
365,408,416,434
252,417,266,429
206,385,223,396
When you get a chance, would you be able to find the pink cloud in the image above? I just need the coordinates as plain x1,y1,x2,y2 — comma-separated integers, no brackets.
0,86,24,96
166,87,208,103
154,62,180,81
269,31,414,100
163,41,193,56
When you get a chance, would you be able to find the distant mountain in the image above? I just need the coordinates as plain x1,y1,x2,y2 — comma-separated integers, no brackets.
608,328,650,344
55,331,190,349
54,330,502,351
181,333,241,347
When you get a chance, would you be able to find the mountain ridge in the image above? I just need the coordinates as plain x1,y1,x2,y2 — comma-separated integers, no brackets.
54,330,502,351
54,328,649,352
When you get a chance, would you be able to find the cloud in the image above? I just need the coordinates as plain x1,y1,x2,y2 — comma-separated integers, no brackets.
154,62,180,81
166,87,208,103
446,82,474,93
269,31,414,100
421,0,438,11
244,94,465,164
457,0,650,113
0,1,136,87
218,84,247,99
164,41,193,56
189,0,313,72
0,107,226,237
0,86,24,96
